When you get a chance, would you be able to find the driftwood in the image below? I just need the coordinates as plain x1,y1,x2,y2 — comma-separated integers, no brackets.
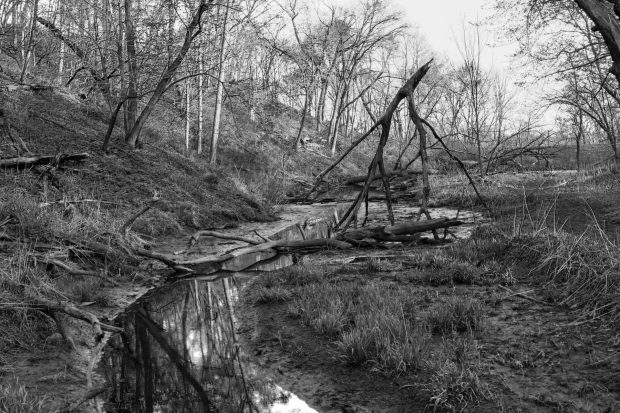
142,217,465,275
189,230,261,247
0,152,89,168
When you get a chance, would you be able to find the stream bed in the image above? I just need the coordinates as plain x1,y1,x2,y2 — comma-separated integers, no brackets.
98,202,485,412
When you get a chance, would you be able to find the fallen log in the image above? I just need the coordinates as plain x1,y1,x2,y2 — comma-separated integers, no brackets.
188,230,262,247
343,168,426,185
339,218,463,241
0,152,89,168
178,238,353,266
167,217,463,275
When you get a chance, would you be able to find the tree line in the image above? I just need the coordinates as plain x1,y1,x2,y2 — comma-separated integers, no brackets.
1,0,619,171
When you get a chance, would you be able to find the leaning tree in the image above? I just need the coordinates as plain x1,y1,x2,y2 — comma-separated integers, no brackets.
308,60,488,232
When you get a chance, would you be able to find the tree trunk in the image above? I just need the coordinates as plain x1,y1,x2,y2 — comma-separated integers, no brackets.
124,0,138,139
56,6,65,86
574,0,620,86
294,88,309,149
209,0,230,166
198,48,204,154
19,0,38,83
125,0,214,149
185,77,191,151
316,78,328,130
576,107,583,172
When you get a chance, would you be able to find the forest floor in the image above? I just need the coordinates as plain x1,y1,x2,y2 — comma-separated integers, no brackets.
239,169,620,413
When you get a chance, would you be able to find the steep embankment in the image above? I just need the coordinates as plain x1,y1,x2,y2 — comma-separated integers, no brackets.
0,84,273,232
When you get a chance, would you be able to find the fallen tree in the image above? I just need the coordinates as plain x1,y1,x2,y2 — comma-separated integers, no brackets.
0,152,89,168
307,60,491,230
143,217,464,276
343,168,426,186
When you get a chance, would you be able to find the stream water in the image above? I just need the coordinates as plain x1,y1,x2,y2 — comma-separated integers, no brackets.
99,202,485,412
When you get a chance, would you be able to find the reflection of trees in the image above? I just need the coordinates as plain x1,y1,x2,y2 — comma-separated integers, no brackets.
103,278,274,412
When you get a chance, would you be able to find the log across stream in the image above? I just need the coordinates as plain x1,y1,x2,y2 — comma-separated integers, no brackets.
98,202,485,412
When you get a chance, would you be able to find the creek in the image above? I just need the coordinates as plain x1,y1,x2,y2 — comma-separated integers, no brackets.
98,201,485,412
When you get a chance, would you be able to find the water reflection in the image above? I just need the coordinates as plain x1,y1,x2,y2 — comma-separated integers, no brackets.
102,276,315,413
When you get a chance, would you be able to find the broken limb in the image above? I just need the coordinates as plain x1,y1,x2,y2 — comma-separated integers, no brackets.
420,118,492,215
188,230,262,247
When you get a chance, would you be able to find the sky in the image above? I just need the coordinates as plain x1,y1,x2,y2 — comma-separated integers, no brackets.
329,0,555,123
390,0,517,72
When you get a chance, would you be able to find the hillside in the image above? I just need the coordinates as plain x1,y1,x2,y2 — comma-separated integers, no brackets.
0,77,369,235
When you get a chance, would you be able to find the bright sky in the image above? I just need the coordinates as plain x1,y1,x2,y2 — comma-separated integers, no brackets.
390,0,516,72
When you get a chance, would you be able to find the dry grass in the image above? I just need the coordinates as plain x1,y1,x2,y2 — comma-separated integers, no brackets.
0,380,58,413
514,224,620,325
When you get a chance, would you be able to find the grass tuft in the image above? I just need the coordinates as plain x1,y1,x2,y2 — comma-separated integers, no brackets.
287,281,428,375
426,359,494,412
424,297,485,334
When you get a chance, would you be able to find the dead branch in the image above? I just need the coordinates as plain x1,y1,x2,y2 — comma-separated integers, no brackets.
120,193,160,236
164,217,461,275
498,285,552,306
188,230,261,248
337,60,434,231
0,152,89,168
26,296,123,340
420,118,492,215
43,258,120,286
178,238,354,266
39,199,126,208
341,218,462,241
134,248,195,274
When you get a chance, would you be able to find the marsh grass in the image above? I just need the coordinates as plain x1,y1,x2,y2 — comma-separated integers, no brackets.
296,283,429,374
405,245,504,287
424,297,486,334
426,358,494,412
249,267,430,375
